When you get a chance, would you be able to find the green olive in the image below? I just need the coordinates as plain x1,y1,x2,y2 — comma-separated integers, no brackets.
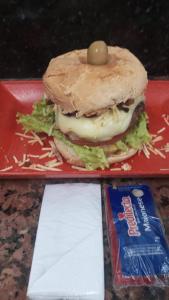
87,40,108,65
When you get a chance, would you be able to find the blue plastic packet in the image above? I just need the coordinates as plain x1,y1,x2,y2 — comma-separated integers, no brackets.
104,184,169,288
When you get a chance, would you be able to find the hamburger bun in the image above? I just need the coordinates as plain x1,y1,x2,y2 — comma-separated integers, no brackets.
43,46,147,117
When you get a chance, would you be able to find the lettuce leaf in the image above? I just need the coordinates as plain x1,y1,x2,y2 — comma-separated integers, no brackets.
123,112,151,149
17,99,151,170
51,129,108,170
17,98,55,135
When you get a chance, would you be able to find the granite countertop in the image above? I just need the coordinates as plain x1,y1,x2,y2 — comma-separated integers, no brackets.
0,178,169,300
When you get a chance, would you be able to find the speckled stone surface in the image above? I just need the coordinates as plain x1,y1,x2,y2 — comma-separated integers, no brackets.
0,178,169,300
0,0,169,78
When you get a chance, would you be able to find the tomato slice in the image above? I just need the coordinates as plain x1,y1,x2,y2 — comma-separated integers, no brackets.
67,130,128,146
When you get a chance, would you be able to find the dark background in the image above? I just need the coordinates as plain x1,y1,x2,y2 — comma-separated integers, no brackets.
1,0,169,78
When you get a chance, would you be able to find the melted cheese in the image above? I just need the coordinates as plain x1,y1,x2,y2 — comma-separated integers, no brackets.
55,96,144,142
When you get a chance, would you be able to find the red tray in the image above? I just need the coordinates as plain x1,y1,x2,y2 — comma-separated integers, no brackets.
0,80,169,178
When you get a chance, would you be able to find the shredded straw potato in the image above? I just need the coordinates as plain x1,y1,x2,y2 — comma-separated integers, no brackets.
42,147,51,151
71,165,88,171
162,114,169,126
121,163,132,171
157,127,166,134
22,163,61,171
142,144,150,159
15,132,35,139
110,167,121,171
0,166,13,172
38,152,50,159
161,143,169,153
152,136,163,143
15,131,45,146
13,155,19,163
27,154,40,158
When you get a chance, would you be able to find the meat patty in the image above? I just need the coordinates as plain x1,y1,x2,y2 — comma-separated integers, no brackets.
64,99,135,118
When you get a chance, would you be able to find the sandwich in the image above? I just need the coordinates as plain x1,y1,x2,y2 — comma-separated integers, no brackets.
18,41,151,170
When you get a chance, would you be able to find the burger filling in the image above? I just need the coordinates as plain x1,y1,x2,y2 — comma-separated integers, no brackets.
55,95,144,144
17,97,151,170
63,101,144,146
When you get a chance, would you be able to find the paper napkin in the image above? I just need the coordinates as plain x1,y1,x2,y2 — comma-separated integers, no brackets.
27,183,104,300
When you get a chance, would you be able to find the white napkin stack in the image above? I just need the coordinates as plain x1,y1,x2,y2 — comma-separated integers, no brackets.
27,183,104,300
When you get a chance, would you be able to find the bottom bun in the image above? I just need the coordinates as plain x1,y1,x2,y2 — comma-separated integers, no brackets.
107,148,137,164
54,137,84,166
54,137,137,169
